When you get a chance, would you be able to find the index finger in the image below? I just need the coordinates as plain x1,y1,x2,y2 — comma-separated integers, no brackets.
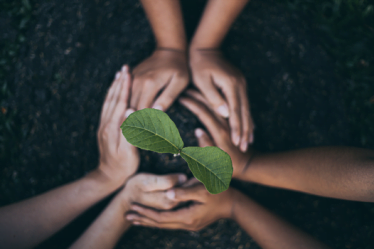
131,204,195,224
178,96,228,145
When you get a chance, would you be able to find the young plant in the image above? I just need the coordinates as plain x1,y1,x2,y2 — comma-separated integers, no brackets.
120,108,233,194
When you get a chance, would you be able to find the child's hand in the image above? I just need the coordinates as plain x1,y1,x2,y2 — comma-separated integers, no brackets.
189,50,254,152
97,65,139,186
126,178,237,231
131,49,189,111
179,90,253,178
118,173,188,211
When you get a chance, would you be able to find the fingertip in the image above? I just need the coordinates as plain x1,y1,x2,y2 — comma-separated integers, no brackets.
122,65,128,72
232,131,240,146
115,72,121,80
194,128,205,138
178,174,187,184
240,139,248,152
249,133,254,144
166,189,175,200
216,104,229,118
152,105,164,111
125,109,135,117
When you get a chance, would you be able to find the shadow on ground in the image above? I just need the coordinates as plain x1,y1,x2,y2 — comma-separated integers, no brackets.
1,0,373,248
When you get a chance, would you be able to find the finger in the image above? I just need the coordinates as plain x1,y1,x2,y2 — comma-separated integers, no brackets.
105,66,128,120
137,191,179,210
101,71,122,121
112,65,132,125
130,204,191,223
238,83,254,152
181,177,200,188
165,184,206,202
194,128,214,147
140,173,188,192
128,215,185,230
179,97,226,145
193,75,229,118
152,74,188,111
185,89,228,129
130,77,143,110
215,77,241,146
137,78,165,110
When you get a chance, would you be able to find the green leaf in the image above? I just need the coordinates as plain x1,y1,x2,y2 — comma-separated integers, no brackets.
181,147,233,194
121,108,183,154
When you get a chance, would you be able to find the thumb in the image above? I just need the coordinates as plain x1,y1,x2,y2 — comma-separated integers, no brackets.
166,183,206,202
194,128,214,147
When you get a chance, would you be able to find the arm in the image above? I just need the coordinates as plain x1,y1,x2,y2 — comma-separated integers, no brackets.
0,66,139,249
139,0,186,50
232,191,330,249
131,0,189,112
179,90,374,202
189,0,254,152
244,147,374,202
127,180,329,249
70,173,187,249
190,0,249,50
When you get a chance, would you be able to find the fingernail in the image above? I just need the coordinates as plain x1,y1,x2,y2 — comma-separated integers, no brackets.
115,72,121,80
121,65,128,72
195,128,204,138
152,105,163,111
249,134,254,144
166,190,175,200
217,104,229,118
133,221,140,226
178,174,187,184
125,109,134,117
126,214,137,220
232,132,240,146
240,140,248,152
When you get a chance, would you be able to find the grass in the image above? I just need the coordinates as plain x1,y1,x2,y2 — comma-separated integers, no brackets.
284,0,374,147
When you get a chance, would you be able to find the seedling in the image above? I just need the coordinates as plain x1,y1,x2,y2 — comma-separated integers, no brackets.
120,108,233,194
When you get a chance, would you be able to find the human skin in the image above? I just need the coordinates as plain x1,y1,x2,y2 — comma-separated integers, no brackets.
179,90,374,202
131,0,189,112
135,0,253,152
126,179,330,249
0,66,138,249
69,173,187,249
189,0,254,151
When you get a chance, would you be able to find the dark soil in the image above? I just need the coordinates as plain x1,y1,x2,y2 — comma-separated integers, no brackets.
1,0,374,248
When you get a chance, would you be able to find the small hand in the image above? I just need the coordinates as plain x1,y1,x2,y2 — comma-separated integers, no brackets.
117,173,188,211
179,90,253,178
189,49,254,152
97,65,139,185
126,178,237,231
131,49,189,111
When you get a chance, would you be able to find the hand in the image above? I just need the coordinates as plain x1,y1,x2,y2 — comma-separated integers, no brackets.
131,49,189,111
97,65,139,185
189,49,254,152
117,173,188,211
179,90,253,178
126,178,237,231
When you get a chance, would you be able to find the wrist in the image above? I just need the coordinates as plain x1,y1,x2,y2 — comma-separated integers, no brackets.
87,168,126,193
230,189,246,221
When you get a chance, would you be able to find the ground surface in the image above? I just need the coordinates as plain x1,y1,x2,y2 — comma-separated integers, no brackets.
1,0,374,248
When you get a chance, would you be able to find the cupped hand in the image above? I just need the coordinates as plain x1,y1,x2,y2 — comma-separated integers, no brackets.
179,90,253,179
189,49,254,152
117,173,188,211
131,49,189,111
126,178,237,231
97,65,139,185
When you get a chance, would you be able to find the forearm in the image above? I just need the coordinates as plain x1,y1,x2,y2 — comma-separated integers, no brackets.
232,191,330,249
190,0,249,49
140,0,186,50
0,169,122,249
69,195,131,249
242,147,374,202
